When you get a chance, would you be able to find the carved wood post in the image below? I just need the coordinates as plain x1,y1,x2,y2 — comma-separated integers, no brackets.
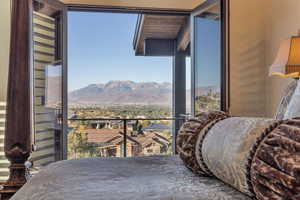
0,0,32,199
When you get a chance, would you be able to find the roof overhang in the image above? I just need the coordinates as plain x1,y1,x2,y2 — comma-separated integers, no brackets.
133,14,188,56
133,1,221,56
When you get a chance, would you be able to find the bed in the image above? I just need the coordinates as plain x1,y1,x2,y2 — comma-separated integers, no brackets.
11,155,250,200
11,80,300,200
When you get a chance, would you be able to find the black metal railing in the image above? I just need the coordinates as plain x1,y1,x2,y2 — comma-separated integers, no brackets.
68,117,185,157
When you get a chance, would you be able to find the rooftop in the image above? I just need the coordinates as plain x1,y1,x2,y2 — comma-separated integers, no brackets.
86,128,170,147
87,129,122,144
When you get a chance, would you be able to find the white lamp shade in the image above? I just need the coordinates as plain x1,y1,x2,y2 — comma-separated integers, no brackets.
269,36,300,78
269,39,291,76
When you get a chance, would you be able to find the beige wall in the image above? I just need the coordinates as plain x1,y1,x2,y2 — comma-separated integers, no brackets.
229,0,268,117
264,0,300,117
0,0,11,102
229,0,300,118
1,0,299,117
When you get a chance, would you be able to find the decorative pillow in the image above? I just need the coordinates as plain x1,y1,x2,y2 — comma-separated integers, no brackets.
176,111,229,175
201,117,276,196
251,119,300,199
275,79,298,120
177,112,300,199
283,79,300,119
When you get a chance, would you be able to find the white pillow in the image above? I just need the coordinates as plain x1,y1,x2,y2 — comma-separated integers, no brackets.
284,79,300,119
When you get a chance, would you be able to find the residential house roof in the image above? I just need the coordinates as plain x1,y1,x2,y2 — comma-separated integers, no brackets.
87,129,122,144
86,128,170,148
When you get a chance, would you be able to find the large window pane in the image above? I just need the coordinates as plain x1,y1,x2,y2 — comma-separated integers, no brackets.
67,12,175,159
194,4,221,115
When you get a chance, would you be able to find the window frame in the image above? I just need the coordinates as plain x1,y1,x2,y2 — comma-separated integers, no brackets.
33,1,229,159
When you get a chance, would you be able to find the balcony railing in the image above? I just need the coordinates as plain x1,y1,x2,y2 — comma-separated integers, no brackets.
68,117,185,158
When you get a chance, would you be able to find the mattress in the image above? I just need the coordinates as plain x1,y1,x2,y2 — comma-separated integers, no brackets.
12,155,250,200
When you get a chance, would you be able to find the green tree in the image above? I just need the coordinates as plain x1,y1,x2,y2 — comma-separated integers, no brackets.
68,125,88,159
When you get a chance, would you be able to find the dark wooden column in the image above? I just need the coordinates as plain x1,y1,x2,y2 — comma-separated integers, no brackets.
0,0,32,199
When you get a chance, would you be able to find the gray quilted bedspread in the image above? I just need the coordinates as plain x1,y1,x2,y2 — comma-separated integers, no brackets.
12,156,250,200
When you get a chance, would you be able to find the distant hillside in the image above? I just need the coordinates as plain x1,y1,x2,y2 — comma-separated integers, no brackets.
69,81,172,105
68,80,219,106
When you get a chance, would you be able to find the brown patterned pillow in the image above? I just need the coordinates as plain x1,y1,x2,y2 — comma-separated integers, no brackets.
250,119,300,199
176,111,229,175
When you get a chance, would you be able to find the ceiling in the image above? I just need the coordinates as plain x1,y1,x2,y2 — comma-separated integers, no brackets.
60,0,206,11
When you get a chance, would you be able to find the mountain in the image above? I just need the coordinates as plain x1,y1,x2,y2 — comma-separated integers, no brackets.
69,81,172,105
68,80,220,106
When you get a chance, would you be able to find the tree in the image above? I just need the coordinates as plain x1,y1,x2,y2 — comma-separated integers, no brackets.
68,125,88,159
68,125,101,159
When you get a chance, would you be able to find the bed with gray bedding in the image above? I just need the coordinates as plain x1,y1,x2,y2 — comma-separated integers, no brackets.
11,155,250,200
11,80,300,200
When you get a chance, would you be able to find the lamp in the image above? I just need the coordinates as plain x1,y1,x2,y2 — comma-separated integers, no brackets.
269,35,300,78
270,33,300,119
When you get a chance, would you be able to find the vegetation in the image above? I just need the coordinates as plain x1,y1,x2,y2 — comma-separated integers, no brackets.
68,105,172,159
69,105,171,119
195,90,220,114
68,91,220,159
68,125,101,159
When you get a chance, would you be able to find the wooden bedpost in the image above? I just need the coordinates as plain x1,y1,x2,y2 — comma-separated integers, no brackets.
0,0,33,199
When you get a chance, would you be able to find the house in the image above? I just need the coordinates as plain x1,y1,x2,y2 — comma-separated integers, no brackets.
86,129,170,157
1,0,300,199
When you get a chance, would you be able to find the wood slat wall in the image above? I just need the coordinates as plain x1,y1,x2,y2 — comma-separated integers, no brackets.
31,12,56,167
0,102,9,183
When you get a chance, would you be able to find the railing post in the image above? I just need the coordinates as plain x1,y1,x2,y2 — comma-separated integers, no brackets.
123,119,127,157
0,0,33,199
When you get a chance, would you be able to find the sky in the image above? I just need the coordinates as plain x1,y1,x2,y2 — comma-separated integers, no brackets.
195,18,220,88
68,12,175,92
67,11,220,92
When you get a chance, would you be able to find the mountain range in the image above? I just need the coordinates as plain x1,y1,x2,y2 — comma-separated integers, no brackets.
69,81,172,105
68,80,219,106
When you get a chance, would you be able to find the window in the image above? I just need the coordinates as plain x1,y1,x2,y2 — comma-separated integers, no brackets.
191,0,225,115
67,12,177,159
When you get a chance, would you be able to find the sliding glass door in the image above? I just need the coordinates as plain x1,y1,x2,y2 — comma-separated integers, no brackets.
191,0,227,116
